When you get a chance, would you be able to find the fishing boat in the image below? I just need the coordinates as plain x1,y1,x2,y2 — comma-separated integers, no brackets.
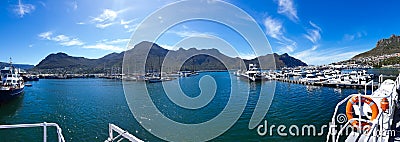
327,74,400,141
241,64,262,81
0,60,25,103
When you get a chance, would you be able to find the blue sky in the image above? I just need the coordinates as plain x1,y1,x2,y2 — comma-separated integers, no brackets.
1,0,400,65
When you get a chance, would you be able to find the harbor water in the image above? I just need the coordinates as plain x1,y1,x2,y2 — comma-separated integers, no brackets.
0,72,363,141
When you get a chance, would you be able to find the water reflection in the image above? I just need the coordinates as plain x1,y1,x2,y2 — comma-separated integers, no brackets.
333,88,342,94
306,85,320,92
0,93,24,121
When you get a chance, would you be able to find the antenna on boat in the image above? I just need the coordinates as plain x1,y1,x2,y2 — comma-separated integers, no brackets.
9,57,12,65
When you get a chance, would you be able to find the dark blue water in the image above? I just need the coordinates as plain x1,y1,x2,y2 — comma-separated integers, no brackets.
0,72,362,141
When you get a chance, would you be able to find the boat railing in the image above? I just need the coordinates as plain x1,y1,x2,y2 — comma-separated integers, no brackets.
0,122,65,142
326,93,363,142
105,123,143,142
363,111,384,142
327,74,400,142
327,93,390,142
334,114,380,142
379,74,399,86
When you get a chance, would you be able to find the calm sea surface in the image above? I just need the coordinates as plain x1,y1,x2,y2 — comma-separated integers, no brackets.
0,72,363,141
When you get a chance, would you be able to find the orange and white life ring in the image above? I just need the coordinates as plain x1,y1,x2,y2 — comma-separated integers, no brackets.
345,96,379,129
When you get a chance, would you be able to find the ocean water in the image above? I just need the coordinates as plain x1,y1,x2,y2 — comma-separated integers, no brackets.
0,72,362,141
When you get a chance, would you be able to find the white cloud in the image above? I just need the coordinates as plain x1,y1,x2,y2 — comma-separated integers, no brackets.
304,30,320,43
126,23,140,33
278,43,296,53
264,17,283,40
14,0,35,18
293,47,362,65
38,31,53,40
52,35,70,42
343,31,367,41
276,0,298,22
28,44,34,48
96,22,115,29
103,38,130,44
120,19,136,25
311,45,318,51
90,9,129,29
119,18,139,32
263,16,297,53
60,38,84,46
343,34,355,41
83,38,129,51
72,0,78,10
76,22,85,25
82,43,124,51
38,31,84,46
309,21,322,32
38,31,127,51
92,9,118,23
304,21,322,44
168,30,215,38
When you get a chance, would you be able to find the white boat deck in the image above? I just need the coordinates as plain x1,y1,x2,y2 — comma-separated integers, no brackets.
327,74,400,142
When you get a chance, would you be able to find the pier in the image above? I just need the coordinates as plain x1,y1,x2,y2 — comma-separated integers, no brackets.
269,77,379,89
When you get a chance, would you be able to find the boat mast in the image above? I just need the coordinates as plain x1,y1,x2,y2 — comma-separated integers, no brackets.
9,57,14,73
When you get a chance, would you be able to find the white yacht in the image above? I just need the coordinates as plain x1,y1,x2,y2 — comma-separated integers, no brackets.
292,69,305,76
0,60,25,103
241,64,262,81
300,74,321,83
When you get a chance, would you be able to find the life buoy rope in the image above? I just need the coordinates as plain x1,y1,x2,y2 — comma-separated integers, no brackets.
345,96,379,130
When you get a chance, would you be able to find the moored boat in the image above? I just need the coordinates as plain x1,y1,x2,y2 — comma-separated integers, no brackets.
0,60,25,103
240,64,262,81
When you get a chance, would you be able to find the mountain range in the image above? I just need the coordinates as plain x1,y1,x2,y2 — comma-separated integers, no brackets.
31,41,307,74
353,34,400,59
0,62,34,70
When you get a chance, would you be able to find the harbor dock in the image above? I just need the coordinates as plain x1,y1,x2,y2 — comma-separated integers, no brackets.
269,77,379,89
